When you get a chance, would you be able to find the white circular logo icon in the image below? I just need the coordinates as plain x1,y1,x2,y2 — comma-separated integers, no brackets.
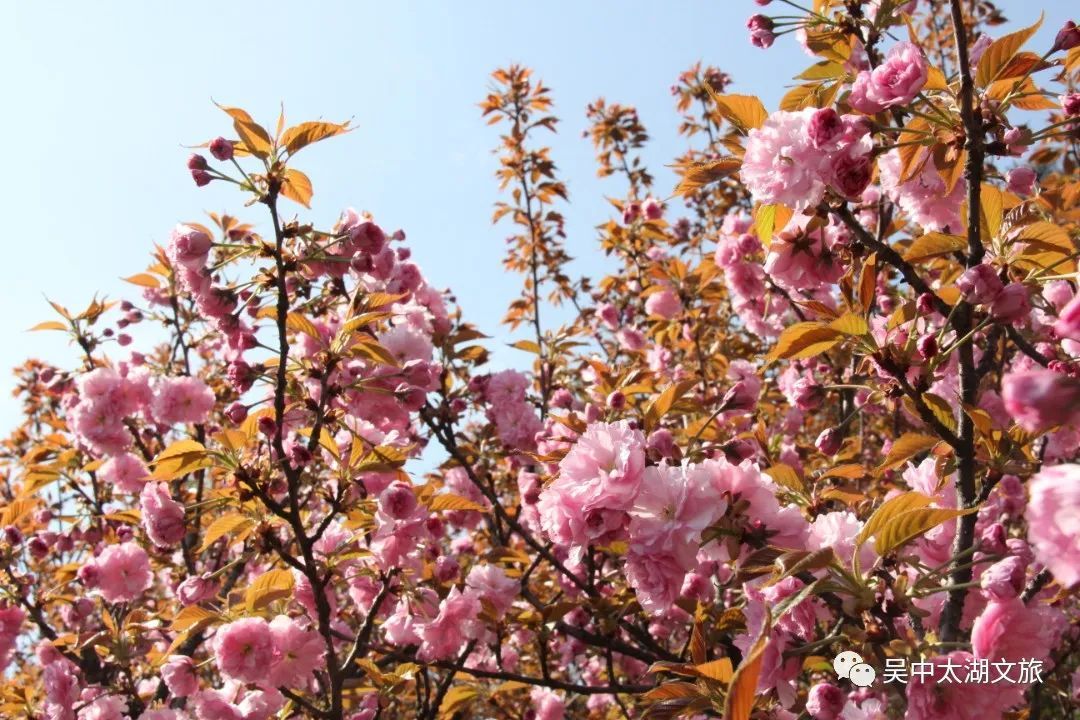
849,662,877,687
832,650,863,679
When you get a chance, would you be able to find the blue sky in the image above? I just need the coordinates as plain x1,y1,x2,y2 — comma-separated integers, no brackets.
1,1,1072,429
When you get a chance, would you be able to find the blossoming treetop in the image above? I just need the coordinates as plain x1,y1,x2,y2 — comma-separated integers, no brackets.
1,1,1079,719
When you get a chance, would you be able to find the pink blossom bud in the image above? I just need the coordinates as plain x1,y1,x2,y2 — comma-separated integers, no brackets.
1062,93,1080,117
807,108,843,148
434,556,459,583
584,403,602,423
176,574,219,605
917,334,938,359
3,526,22,545
77,563,100,588
806,682,845,720
1054,293,1080,341
980,522,1008,555
990,283,1030,322
815,427,843,456
792,377,825,412
747,14,775,48
1005,166,1037,196
187,154,208,170
162,654,198,697
209,136,234,161
379,482,418,520
642,197,663,220
28,537,48,560
1052,20,1080,52
191,169,212,187
646,429,676,458
224,402,247,424
596,302,619,329
550,388,573,409
257,416,277,437
916,292,937,315
956,263,1003,305
606,391,626,410
288,443,312,467
980,556,1026,600
622,201,642,224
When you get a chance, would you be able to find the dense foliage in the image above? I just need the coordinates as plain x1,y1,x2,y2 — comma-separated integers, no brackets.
1,1,1079,718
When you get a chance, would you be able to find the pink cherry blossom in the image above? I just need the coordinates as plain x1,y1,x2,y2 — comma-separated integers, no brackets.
268,615,325,688
92,542,153,603
98,452,149,493
213,617,275,684
140,481,186,547
1025,464,1080,587
1001,368,1080,431
151,376,215,426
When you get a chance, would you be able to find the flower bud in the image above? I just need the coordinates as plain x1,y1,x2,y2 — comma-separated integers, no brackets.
815,427,843,456
806,108,843,148
980,556,1026,600
990,283,1031,322
806,682,845,720
187,153,208,171
916,292,937,315
1051,20,1080,52
191,169,213,187
1005,166,1037,196
917,334,938,359
606,390,626,410
747,14,775,48
209,136,235,161
642,197,663,220
956,263,1003,305
257,416,277,437
1062,93,1080,117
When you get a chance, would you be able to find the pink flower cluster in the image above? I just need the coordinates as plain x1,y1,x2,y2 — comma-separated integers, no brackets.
68,365,215,459
741,108,873,209
848,41,928,114
81,541,153,604
879,148,965,232
212,615,325,689
538,421,814,613
476,369,543,451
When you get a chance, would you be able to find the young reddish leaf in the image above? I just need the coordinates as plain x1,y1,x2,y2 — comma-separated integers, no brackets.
903,232,966,262
706,93,768,133
28,321,68,332
281,120,351,157
673,157,742,196
975,13,1043,87
875,506,978,556
876,433,939,474
216,104,273,158
122,273,161,289
856,491,933,547
723,608,770,720
280,168,313,208
245,568,295,611
198,513,253,553
767,322,842,362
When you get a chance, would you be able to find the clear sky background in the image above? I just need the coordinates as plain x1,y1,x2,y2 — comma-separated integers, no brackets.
1,1,1072,431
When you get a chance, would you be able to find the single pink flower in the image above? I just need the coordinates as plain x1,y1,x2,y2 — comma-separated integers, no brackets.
92,542,153,603
213,617,275,684
151,376,215,426
140,481,186,548
1025,464,1080,587
268,615,325,688
1001,368,1080,431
